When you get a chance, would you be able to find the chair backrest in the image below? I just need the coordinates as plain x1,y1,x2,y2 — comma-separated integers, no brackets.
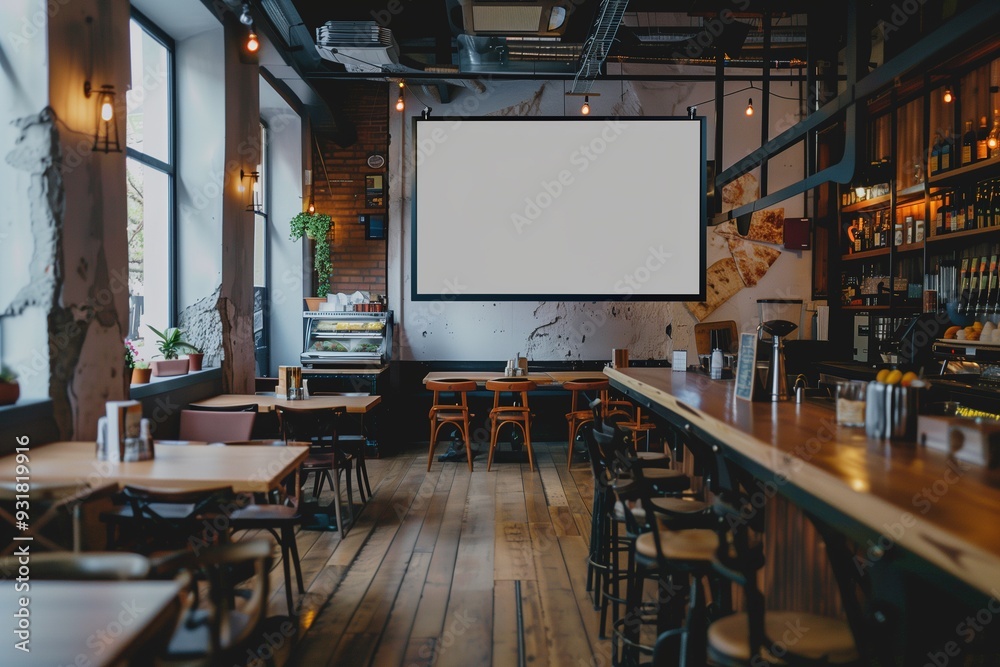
275,405,345,447
187,403,259,413
120,484,237,550
0,551,151,580
178,410,256,443
485,379,536,410
427,379,478,409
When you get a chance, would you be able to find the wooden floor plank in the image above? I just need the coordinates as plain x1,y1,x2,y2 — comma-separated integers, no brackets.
492,580,520,667
369,551,433,667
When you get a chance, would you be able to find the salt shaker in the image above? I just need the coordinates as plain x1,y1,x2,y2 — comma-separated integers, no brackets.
710,348,723,380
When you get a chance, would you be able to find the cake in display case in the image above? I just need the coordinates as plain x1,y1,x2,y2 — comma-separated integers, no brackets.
301,310,393,367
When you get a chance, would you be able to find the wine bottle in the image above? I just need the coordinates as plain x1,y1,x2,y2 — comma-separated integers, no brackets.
976,182,987,228
930,132,942,175
954,189,966,230
988,254,1000,315
993,180,1000,226
958,257,971,316
989,111,1000,159
941,132,953,171
962,120,976,166
976,255,992,317
944,192,955,233
977,116,989,161
966,186,976,230
966,257,982,318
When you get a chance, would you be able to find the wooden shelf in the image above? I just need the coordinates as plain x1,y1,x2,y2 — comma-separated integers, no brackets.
842,193,892,213
927,156,1000,187
840,305,892,311
926,225,1000,245
895,183,926,203
841,247,890,261
894,241,924,253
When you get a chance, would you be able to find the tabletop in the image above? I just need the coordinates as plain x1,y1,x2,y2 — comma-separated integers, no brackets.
193,393,381,414
0,579,184,666
422,371,609,386
605,366,1000,600
0,441,309,494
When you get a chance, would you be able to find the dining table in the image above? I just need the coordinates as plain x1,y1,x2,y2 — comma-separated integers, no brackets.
192,393,381,414
0,579,185,666
421,370,608,387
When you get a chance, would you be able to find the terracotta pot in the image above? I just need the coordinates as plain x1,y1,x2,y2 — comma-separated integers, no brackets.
304,297,326,311
151,358,190,377
131,367,152,384
186,352,204,371
0,382,19,406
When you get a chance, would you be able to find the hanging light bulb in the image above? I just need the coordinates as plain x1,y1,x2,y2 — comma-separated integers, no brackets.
100,94,114,121
581,95,590,115
396,81,405,112
943,86,953,103
745,97,754,116
307,201,315,214
246,30,259,53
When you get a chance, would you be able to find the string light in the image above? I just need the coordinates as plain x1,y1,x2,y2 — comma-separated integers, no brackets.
745,97,754,116
307,201,315,214
581,95,590,115
246,30,259,53
943,86,953,103
395,81,405,112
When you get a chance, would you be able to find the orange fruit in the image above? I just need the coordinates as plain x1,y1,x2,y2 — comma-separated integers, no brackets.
875,368,891,383
901,371,918,386
885,369,903,385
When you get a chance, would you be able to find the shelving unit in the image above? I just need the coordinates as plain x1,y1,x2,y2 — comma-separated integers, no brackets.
830,41,1000,364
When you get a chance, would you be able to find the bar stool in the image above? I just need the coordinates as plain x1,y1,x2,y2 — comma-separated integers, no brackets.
426,378,478,472
620,404,657,452
485,378,537,471
564,377,611,471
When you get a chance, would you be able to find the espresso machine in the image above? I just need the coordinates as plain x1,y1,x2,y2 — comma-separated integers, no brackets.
758,320,798,401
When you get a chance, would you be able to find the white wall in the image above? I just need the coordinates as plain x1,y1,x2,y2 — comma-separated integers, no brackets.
260,79,305,376
388,72,810,363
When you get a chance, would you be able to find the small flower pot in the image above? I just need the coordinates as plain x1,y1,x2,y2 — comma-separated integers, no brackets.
186,353,204,371
131,367,152,384
0,382,19,406
151,358,190,377
304,297,326,312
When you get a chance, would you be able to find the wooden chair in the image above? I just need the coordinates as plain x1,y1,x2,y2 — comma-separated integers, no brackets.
0,480,116,555
426,378,478,472
563,377,610,471
187,401,278,440
485,378,537,472
178,409,256,443
276,405,356,533
157,538,274,665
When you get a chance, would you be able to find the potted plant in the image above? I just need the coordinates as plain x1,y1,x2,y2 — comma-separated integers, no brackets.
289,210,333,310
125,339,152,384
0,365,19,406
147,325,194,377
185,344,205,372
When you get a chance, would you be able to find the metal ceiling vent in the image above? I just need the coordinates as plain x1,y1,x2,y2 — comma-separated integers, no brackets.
315,21,401,72
461,1,569,36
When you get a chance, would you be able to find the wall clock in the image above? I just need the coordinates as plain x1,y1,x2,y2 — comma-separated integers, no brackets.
367,154,385,169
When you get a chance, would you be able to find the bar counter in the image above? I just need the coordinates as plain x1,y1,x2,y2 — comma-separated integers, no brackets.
605,366,1000,606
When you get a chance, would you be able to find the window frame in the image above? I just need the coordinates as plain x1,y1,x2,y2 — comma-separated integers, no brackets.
127,7,177,327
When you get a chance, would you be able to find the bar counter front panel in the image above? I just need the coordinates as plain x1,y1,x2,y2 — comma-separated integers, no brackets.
605,366,1000,640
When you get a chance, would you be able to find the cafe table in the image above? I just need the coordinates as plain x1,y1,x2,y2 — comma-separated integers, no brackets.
0,579,184,666
0,441,309,494
192,393,380,414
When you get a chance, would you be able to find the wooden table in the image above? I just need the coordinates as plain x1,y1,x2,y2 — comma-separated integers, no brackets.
605,366,1000,602
193,393,381,414
0,579,183,666
422,371,609,386
0,441,309,494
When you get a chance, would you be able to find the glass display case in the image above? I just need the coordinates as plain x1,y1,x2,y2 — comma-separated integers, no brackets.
301,310,393,367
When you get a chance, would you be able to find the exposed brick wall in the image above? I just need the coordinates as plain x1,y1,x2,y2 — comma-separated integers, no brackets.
312,82,388,297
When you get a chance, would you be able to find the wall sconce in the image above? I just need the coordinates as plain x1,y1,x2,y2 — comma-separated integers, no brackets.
943,86,953,103
581,95,590,115
83,16,121,153
240,167,262,212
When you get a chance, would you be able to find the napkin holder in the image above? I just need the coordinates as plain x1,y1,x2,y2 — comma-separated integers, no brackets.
98,401,150,462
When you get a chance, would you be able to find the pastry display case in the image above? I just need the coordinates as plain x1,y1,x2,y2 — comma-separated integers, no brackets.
301,310,393,367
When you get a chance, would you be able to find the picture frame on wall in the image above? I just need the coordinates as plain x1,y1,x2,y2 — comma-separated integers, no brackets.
365,174,384,208
360,214,386,240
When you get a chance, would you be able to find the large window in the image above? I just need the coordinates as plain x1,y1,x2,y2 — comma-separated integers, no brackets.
126,14,173,338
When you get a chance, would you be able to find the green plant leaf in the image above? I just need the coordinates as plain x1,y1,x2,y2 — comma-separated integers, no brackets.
289,212,333,296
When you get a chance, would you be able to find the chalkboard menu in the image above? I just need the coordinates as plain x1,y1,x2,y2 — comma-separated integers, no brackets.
734,332,759,402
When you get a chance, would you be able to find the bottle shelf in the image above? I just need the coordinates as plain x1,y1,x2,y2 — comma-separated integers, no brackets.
842,193,892,213
841,247,890,261
926,225,1000,246
927,156,1000,188
895,183,926,203
894,241,925,253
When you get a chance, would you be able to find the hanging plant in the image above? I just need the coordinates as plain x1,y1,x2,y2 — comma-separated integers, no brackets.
289,211,333,296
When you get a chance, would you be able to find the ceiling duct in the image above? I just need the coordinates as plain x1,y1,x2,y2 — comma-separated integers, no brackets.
315,21,401,72
460,1,570,36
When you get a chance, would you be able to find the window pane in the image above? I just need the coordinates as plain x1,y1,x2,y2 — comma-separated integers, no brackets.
127,157,170,337
127,19,170,164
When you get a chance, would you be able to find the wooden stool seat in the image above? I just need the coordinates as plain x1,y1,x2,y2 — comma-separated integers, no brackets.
614,497,710,523
707,611,859,665
427,379,478,472
635,527,718,562
486,378,537,471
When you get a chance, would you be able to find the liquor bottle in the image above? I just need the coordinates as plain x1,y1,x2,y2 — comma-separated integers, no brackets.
966,186,976,229
989,254,1000,315
993,180,1000,226
976,182,988,228
853,218,862,253
989,111,1000,159
940,132,953,171
943,192,954,233
954,189,966,231
873,212,882,249
957,257,971,316
929,132,942,175
976,255,993,317
977,116,989,161
967,257,982,317
962,120,976,166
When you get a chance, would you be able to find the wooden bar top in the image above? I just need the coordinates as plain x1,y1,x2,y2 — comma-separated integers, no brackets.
605,366,1000,599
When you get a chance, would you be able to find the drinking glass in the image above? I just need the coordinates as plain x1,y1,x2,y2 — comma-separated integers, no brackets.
835,380,867,427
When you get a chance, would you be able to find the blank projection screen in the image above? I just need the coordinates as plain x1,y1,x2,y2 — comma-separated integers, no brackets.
412,117,706,301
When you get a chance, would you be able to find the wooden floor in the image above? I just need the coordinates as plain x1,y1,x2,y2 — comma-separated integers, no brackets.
252,441,620,667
